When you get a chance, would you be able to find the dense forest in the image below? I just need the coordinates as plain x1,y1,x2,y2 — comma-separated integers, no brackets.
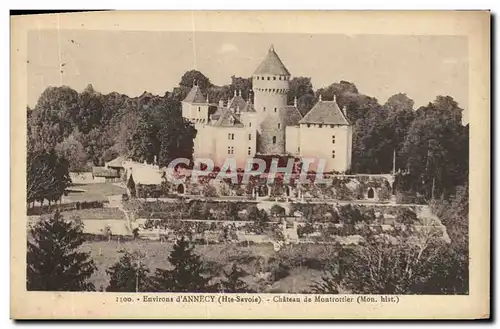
27,69,469,203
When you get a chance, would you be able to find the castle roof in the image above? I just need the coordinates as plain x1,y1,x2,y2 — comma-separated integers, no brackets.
259,105,303,128
299,97,350,125
243,100,256,113
281,106,303,126
212,108,244,127
253,45,291,76
183,85,207,104
227,92,248,112
211,93,256,123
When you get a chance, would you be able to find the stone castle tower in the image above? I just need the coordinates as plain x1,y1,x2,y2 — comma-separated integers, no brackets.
252,45,291,155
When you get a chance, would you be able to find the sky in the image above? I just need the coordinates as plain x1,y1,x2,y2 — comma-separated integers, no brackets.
27,30,468,120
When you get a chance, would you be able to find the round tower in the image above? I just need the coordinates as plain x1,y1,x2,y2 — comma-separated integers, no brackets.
252,45,291,154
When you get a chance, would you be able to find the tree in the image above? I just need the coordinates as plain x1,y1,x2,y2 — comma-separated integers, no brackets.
31,86,79,144
384,93,416,171
77,84,104,134
27,211,96,291
312,228,449,294
316,80,379,123
157,105,197,167
296,94,316,116
106,251,150,292
27,149,71,207
401,97,468,198
229,76,252,100
218,263,253,293
150,236,212,292
127,100,197,166
55,134,89,172
287,77,314,105
179,70,212,92
429,183,469,294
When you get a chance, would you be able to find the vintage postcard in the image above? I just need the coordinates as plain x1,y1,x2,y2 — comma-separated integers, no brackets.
11,10,490,319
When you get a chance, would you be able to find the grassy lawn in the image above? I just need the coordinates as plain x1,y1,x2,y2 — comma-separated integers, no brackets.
82,239,328,292
61,208,126,220
65,183,126,202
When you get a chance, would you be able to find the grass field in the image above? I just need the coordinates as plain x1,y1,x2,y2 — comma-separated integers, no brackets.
65,183,126,202
61,208,126,220
82,240,331,293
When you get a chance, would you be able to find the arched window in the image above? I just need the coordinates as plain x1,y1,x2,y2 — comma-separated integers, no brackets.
272,136,277,144
274,108,277,112
278,123,281,129
273,76,276,80
367,188,374,199
267,77,270,81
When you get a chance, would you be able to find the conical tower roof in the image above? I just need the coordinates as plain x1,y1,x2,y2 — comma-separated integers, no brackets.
253,45,291,76
183,85,207,104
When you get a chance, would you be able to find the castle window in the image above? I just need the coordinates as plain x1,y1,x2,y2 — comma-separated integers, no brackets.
228,133,234,140
256,76,259,80
274,108,277,113
272,136,277,144
332,135,336,144
198,107,201,112
273,76,276,80
278,123,281,129
298,146,300,153
228,146,234,155
267,77,270,81
263,107,266,111
307,124,311,128
319,124,323,128
248,133,251,140
279,76,282,80
249,122,252,127
332,150,336,159
248,147,251,155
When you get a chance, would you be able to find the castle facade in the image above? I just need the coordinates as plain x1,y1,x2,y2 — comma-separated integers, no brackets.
181,45,353,172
